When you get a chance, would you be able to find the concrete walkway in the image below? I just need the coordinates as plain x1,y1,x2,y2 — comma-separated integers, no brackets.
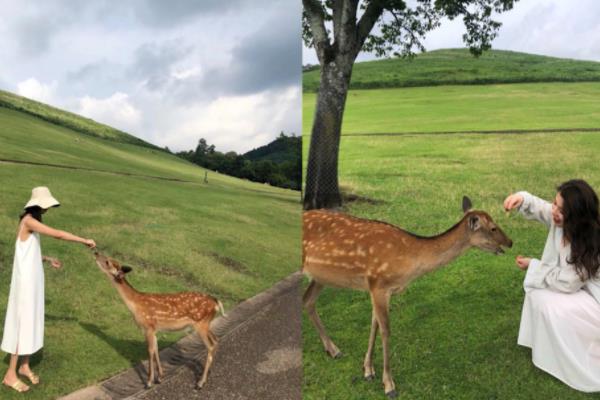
58,272,302,400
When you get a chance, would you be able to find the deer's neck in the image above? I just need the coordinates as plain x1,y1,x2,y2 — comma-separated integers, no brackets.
416,218,472,276
112,278,141,313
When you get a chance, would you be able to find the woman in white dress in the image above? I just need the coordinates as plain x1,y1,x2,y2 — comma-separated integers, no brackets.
504,179,600,392
1,187,96,393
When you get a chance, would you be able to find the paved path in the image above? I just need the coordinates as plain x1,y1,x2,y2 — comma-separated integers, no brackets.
59,272,302,400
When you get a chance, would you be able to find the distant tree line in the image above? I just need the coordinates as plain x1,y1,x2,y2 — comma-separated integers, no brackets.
174,132,301,190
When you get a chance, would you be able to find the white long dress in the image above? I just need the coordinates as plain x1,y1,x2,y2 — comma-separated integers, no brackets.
516,191,600,392
1,230,45,355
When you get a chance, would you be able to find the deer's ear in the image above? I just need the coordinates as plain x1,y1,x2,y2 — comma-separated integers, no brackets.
122,266,133,274
469,215,481,231
462,196,473,213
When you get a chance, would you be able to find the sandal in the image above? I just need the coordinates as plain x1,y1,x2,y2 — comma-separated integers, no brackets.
3,379,30,392
18,369,39,385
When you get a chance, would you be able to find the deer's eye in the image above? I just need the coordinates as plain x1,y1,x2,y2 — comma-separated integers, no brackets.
491,227,497,232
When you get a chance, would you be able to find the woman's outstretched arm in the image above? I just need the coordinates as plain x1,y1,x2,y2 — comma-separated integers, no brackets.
23,215,96,248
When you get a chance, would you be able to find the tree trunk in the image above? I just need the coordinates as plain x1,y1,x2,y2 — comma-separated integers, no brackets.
303,58,353,210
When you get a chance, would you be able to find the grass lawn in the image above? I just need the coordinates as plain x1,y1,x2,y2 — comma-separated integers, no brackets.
303,82,600,136
0,108,300,399
302,132,600,399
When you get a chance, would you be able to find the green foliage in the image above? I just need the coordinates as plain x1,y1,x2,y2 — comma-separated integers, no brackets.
0,104,300,399
0,90,158,149
177,133,301,190
303,0,516,60
303,49,600,92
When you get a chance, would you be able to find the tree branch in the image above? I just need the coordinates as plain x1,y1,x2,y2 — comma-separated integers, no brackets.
338,0,359,56
303,0,333,64
355,0,385,58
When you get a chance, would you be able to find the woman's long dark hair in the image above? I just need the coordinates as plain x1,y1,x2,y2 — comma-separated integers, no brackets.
558,179,600,280
19,206,43,222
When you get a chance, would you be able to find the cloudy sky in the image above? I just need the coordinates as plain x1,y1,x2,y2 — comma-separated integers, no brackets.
0,0,301,153
303,0,600,65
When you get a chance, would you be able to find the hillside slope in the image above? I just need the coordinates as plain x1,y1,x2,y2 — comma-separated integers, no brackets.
303,49,600,92
0,89,158,148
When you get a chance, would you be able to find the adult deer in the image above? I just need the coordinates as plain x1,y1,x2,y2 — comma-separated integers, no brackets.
302,197,512,398
93,252,225,389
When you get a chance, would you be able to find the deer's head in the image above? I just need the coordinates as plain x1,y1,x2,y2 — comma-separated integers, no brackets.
94,251,133,282
462,196,513,255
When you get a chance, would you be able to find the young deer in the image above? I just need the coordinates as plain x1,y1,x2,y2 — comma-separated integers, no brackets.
302,197,512,398
93,252,225,389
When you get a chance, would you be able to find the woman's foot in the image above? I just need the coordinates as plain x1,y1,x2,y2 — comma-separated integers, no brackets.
2,376,30,392
18,365,39,385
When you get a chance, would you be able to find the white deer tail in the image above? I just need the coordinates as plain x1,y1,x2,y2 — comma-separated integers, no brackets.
216,300,226,317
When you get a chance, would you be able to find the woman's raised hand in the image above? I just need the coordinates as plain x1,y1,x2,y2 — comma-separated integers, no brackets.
516,255,531,270
503,193,524,211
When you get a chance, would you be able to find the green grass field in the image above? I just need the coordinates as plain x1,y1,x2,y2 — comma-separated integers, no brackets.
303,82,600,135
0,101,300,399
303,50,600,399
303,49,600,92
302,132,600,399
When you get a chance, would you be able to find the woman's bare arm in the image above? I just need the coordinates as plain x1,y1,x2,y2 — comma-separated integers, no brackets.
24,216,96,248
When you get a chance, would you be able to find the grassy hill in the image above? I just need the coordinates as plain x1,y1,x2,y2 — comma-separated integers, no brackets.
303,48,600,92
0,95,300,399
0,90,159,149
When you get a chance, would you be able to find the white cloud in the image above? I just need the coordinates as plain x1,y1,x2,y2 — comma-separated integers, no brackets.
171,65,202,80
157,86,301,153
78,92,142,132
16,77,57,103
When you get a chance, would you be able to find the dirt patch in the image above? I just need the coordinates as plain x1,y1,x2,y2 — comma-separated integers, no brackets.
256,347,302,375
206,251,253,275
341,191,385,206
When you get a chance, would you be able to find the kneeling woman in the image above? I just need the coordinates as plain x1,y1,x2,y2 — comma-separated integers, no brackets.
504,179,600,392
1,187,96,393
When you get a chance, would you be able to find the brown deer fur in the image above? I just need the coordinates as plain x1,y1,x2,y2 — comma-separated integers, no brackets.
94,252,224,389
302,197,512,398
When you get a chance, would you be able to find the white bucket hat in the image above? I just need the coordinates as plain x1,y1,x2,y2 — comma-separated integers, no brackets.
24,186,60,210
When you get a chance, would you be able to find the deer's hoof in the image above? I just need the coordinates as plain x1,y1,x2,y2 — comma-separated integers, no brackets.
328,350,343,359
145,382,153,389
386,389,398,399
195,383,204,390
364,373,375,381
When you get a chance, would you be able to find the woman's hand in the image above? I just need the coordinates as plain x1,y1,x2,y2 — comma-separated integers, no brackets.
504,193,524,211
516,255,531,270
83,239,96,249
43,256,62,269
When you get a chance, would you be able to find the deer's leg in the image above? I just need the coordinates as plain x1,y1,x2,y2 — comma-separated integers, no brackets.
363,309,379,380
372,289,396,398
144,330,157,388
303,279,341,358
194,321,218,389
152,334,163,383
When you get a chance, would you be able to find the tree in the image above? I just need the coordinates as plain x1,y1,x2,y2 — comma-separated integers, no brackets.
302,0,517,210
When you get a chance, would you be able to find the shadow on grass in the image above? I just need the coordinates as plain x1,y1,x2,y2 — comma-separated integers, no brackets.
78,321,150,384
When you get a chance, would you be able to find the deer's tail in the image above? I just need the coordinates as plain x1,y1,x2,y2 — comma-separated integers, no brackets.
215,300,226,317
